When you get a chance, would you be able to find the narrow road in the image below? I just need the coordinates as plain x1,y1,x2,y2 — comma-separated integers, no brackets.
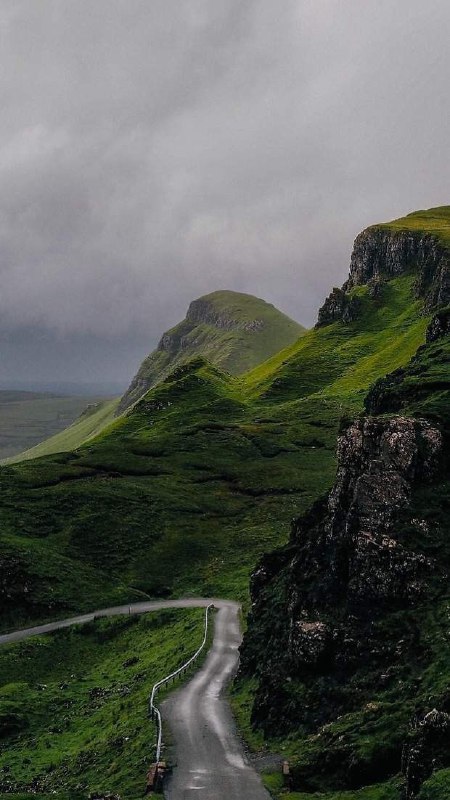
0,598,271,800
163,603,270,800
0,598,230,645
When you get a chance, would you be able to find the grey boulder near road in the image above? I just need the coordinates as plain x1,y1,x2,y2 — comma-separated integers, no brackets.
0,598,270,800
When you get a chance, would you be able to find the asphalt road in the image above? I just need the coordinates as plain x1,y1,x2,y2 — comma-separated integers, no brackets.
0,598,271,800
163,602,270,800
0,598,230,645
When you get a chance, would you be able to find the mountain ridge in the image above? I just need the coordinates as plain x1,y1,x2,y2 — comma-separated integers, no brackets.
238,208,450,800
117,289,304,413
0,207,449,799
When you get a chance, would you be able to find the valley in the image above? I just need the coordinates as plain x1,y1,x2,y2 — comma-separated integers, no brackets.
0,392,112,462
0,207,449,799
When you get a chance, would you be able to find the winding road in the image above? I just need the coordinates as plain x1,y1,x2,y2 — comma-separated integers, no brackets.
0,598,270,800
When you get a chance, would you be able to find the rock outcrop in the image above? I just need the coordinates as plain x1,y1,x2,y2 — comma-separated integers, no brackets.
316,287,361,326
426,305,450,343
317,226,450,327
240,408,446,790
402,710,450,799
347,229,449,308
184,297,265,332
241,269,450,791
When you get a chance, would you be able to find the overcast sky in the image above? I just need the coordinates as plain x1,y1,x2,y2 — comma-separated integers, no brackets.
0,0,449,388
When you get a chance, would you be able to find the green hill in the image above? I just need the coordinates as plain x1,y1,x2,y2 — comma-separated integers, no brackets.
0,391,112,461
1,208,448,629
117,289,305,412
7,291,303,464
237,209,450,800
6,397,120,463
0,207,448,800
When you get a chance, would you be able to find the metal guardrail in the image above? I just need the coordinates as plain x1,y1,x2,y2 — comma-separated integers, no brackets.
148,603,215,762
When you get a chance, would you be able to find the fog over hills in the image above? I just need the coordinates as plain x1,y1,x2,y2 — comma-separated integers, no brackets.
0,1,449,385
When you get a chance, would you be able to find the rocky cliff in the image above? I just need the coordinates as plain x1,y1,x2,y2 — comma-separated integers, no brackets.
241,403,449,790
241,247,450,795
317,219,450,327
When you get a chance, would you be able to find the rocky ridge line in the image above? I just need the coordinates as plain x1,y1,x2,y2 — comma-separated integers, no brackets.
317,227,450,327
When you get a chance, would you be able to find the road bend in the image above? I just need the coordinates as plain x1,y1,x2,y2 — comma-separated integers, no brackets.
0,598,270,799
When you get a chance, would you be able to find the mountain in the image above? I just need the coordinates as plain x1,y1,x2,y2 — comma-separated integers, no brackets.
0,206,448,799
7,291,302,463
239,207,450,800
117,289,304,413
5,397,120,463
0,209,443,630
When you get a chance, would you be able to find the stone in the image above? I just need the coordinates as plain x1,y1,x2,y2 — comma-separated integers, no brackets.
402,709,450,798
316,226,450,327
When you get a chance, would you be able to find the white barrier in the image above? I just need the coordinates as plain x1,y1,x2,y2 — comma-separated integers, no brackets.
148,603,215,762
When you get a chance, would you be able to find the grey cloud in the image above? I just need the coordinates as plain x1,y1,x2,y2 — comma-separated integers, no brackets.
0,0,449,383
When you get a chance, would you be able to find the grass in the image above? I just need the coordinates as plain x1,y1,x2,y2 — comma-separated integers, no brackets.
375,205,450,247
0,359,343,629
418,769,450,799
5,398,120,464
262,771,401,800
0,209,449,798
0,608,206,800
118,289,305,411
0,270,432,631
243,275,426,403
0,393,112,462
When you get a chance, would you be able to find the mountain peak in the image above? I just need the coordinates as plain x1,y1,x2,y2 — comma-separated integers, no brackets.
117,290,304,413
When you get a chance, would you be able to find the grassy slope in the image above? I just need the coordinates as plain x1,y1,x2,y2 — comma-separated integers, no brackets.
232,210,450,800
0,207,448,800
0,270,429,632
377,205,450,244
244,275,426,402
5,398,120,464
0,393,112,461
118,289,304,410
0,607,205,799
8,292,302,463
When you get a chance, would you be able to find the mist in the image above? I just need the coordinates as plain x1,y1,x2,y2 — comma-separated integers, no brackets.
0,0,449,384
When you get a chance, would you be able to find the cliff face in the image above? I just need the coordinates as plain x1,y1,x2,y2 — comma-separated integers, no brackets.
184,297,265,332
243,413,443,687
317,226,450,327
241,296,450,794
241,407,448,791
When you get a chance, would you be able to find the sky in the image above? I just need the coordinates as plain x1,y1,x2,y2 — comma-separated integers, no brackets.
0,0,449,389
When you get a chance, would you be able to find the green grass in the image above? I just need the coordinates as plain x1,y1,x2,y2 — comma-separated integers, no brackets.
243,275,427,403
375,205,450,246
0,608,206,800
8,291,304,461
419,769,450,799
0,358,343,629
0,211,449,798
5,398,120,464
262,771,401,800
118,289,305,411
0,270,433,631
0,393,112,461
